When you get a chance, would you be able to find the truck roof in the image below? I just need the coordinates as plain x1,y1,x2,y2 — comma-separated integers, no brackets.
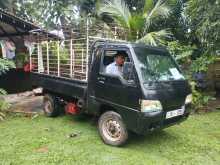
95,40,168,52
131,43,167,52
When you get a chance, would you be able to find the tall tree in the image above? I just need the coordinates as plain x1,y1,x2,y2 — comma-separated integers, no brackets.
15,0,79,29
186,0,220,54
151,0,189,42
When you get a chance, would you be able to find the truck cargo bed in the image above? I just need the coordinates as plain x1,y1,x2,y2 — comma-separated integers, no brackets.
31,73,87,99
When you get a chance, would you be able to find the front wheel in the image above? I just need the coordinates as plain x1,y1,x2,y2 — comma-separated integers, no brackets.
98,111,128,146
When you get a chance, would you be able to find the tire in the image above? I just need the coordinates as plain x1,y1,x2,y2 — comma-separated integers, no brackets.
98,111,128,146
43,94,60,117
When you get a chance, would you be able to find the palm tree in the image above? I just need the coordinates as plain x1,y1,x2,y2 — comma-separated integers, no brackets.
98,0,173,46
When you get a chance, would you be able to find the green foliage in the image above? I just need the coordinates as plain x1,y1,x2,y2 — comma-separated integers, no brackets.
98,0,175,45
0,88,7,95
0,58,14,120
59,47,70,65
14,53,29,68
190,55,216,73
139,30,172,46
14,0,79,29
190,81,214,111
0,58,15,76
0,89,10,121
167,41,195,62
0,100,10,113
47,42,70,65
167,41,216,111
186,0,220,54
186,54,215,110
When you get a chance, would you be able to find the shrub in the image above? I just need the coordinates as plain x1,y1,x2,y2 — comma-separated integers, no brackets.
0,58,15,121
0,58,15,75
0,89,10,121
190,55,216,73
190,81,215,112
167,41,195,63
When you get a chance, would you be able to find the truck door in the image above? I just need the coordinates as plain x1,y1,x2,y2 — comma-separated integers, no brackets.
92,47,141,110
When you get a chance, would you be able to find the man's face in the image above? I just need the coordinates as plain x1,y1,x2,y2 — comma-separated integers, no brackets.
115,55,125,66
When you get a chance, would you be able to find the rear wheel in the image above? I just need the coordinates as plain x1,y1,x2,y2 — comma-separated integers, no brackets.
43,94,60,117
98,111,128,146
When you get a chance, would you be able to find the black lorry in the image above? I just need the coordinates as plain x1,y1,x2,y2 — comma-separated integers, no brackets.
31,40,192,146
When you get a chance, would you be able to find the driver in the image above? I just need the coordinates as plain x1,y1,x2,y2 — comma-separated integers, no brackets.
106,52,125,77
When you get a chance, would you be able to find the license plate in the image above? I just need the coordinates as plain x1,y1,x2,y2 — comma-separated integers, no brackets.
166,107,185,119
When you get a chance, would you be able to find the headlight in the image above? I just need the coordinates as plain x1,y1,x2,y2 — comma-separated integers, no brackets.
185,94,192,104
141,100,162,113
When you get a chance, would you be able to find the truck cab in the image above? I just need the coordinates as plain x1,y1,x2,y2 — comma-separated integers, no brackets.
85,41,192,145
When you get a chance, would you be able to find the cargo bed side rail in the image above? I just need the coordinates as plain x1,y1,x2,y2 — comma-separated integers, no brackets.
29,18,128,82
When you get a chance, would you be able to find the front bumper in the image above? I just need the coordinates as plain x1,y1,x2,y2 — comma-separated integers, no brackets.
135,104,191,135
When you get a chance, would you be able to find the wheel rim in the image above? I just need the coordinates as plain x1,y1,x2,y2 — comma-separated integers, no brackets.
44,100,52,114
102,118,122,142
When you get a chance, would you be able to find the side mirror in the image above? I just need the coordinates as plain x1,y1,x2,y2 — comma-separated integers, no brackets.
123,62,135,84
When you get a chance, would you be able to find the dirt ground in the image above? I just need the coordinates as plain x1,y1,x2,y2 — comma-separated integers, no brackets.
4,91,43,113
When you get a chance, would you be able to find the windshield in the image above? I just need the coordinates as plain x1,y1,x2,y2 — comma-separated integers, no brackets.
134,47,185,82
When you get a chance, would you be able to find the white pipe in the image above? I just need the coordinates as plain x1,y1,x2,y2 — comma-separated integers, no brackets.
57,41,60,77
86,17,89,81
46,42,49,74
70,39,73,78
81,49,84,73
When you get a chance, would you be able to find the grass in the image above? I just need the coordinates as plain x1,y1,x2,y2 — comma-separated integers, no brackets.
0,111,220,165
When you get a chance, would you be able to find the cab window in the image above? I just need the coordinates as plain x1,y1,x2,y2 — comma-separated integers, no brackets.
100,49,136,84
100,50,129,74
